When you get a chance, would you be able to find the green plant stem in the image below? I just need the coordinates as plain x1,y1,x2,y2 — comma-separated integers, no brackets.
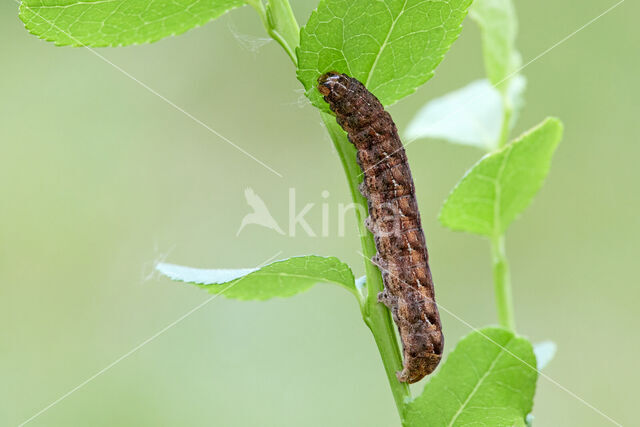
490,234,516,331
247,0,299,65
322,113,411,422
493,83,516,331
497,78,515,148
498,102,512,148
265,0,299,64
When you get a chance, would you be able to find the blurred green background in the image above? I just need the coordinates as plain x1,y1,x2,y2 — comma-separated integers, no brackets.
1,1,637,425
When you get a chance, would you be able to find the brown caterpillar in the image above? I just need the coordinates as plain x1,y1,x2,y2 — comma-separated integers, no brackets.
318,72,443,383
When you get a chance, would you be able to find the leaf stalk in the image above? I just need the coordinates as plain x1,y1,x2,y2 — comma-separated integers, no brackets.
322,113,411,422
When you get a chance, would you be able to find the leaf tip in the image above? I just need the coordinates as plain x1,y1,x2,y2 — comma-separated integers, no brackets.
541,116,564,138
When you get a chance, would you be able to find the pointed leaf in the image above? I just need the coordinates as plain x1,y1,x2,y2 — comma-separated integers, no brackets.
19,0,244,47
439,118,563,236
297,0,473,110
405,76,526,151
156,255,356,300
406,79,502,150
405,327,537,427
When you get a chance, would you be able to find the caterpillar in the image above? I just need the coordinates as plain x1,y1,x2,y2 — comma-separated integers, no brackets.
318,72,443,383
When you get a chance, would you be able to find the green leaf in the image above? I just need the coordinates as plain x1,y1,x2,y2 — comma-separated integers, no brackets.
439,118,563,236
405,76,526,151
156,255,356,300
533,341,557,370
406,79,502,150
470,0,519,88
405,327,537,427
297,0,473,110
19,0,245,47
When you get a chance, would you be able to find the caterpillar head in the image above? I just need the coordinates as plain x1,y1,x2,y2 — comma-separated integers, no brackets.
317,71,349,99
